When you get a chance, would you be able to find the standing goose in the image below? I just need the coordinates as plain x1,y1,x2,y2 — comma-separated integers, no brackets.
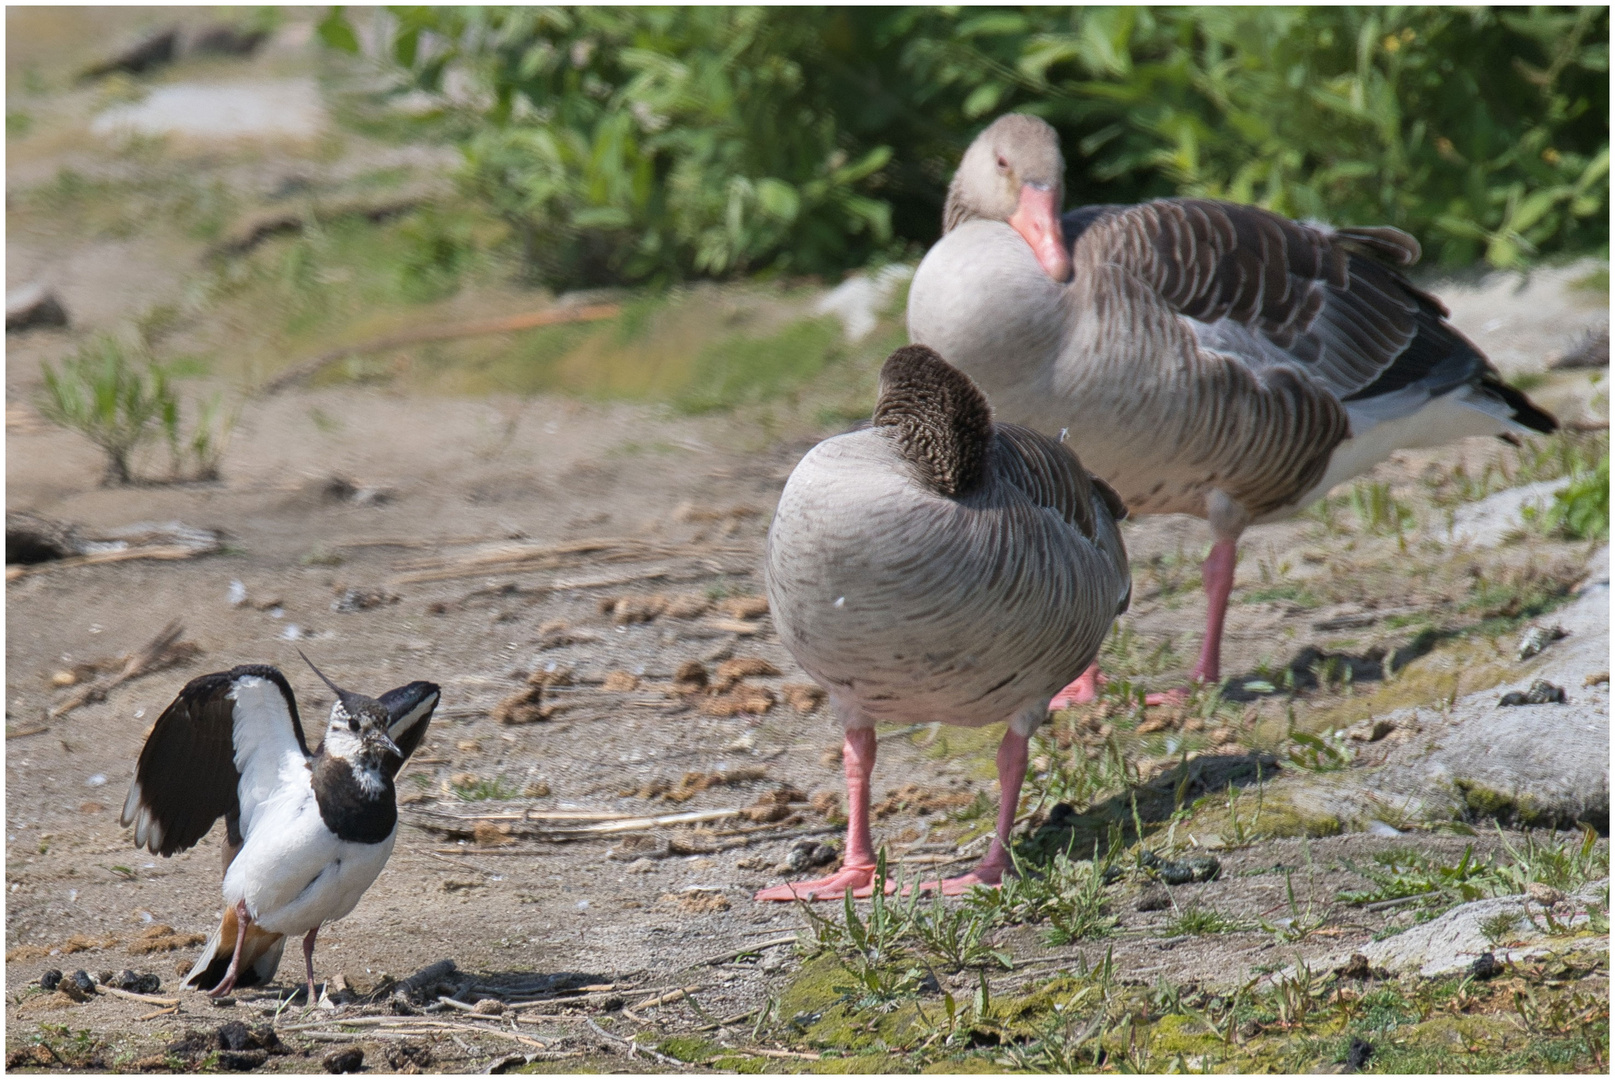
121,657,439,998
908,113,1557,704
756,345,1130,900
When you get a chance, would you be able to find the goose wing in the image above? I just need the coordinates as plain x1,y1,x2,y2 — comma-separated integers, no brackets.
991,423,1131,615
121,665,309,858
1070,198,1553,433
376,680,441,778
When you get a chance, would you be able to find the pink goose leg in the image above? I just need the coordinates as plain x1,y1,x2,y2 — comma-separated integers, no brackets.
755,727,885,901
916,727,1029,895
1050,537,1241,710
1142,536,1239,706
1049,662,1103,709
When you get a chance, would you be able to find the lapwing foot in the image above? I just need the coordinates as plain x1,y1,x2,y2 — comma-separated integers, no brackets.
1049,664,1104,710
754,865,891,902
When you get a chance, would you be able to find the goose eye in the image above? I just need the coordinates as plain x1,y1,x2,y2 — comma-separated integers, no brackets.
995,155,1009,172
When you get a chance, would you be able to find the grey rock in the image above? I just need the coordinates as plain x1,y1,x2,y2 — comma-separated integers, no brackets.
1498,680,1567,707
1517,623,1568,661
1136,886,1171,912
190,25,269,58
1344,1036,1373,1072
1263,547,1609,833
324,1047,364,1074
1317,879,1607,978
80,28,179,79
1551,325,1609,370
6,283,69,332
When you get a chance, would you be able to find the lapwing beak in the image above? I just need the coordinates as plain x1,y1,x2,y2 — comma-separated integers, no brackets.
369,726,402,759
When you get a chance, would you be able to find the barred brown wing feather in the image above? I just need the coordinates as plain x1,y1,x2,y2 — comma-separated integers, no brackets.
989,424,1099,539
1086,199,1430,402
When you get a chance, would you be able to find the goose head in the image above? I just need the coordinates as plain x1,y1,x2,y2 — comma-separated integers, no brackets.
944,113,1071,283
872,345,993,498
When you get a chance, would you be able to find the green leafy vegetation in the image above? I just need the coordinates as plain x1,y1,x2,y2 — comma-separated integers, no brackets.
450,775,521,801
964,847,1121,946
1163,903,1251,936
37,334,171,485
772,929,1607,1072
1537,454,1610,540
37,333,239,485
1339,826,1608,921
325,6,1608,291
1349,478,1415,537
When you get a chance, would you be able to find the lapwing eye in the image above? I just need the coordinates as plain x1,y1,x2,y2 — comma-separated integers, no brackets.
348,716,360,732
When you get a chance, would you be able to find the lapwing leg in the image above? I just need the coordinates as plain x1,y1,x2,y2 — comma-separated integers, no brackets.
302,926,320,1003
915,727,1028,896
755,726,885,901
208,901,252,997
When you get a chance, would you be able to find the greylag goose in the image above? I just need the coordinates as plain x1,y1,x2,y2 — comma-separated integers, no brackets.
122,657,439,998
908,113,1557,704
755,345,1130,900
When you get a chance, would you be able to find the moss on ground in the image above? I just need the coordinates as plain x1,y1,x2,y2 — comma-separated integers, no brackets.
763,939,1609,1073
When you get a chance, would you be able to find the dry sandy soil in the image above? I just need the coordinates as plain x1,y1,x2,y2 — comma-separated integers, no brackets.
5,8,1610,1074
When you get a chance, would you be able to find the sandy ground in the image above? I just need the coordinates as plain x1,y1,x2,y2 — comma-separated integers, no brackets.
5,8,1610,1073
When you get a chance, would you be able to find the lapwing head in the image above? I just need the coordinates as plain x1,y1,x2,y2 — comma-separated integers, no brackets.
299,652,401,767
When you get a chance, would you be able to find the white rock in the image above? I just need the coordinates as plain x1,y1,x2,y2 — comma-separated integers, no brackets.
1444,479,1570,548
91,79,327,140
1320,879,1609,978
814,264,914,343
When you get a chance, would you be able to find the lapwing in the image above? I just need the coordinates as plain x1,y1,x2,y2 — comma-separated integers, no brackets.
120,654,439,999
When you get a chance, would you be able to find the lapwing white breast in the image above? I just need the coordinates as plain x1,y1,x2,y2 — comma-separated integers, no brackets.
120,654,439,999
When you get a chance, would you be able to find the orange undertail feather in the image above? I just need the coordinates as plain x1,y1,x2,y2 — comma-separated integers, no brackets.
181,904,287,992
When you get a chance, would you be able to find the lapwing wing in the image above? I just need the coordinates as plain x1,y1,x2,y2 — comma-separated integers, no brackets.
120,655,439,999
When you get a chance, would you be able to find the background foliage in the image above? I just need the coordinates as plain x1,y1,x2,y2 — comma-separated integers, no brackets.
323,5,1609,289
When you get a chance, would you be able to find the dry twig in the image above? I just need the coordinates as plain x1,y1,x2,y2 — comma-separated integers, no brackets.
49,621,195,719
259,304,621,396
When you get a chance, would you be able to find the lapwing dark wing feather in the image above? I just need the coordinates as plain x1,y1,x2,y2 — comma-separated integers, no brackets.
121,664,305,858
377,681,440,777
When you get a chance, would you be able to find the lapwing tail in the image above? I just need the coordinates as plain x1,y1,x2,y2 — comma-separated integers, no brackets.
181,905,286,992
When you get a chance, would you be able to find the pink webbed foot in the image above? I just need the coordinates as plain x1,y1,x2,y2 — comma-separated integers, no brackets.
1049,664,1104,710
1143,686,1193,707
754,865,893,902
909,866,1006,897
